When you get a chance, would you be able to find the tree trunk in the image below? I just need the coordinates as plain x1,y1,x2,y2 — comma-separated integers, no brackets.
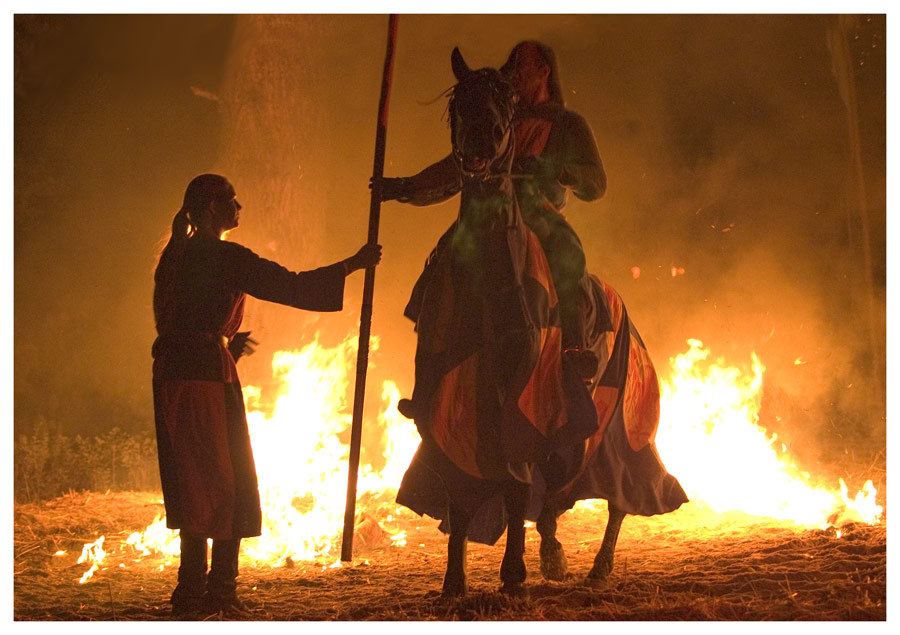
217,15,337,383
825,15,884,406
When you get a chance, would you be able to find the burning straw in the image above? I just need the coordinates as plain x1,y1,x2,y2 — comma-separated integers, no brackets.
73,335,882,584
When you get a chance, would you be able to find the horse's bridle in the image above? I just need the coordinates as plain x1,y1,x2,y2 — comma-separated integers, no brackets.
449,71,517,182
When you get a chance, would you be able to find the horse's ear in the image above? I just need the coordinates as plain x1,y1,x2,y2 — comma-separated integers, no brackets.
451,47,471,82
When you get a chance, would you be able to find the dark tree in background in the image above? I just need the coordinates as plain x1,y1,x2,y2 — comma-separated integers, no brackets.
14,15,234,439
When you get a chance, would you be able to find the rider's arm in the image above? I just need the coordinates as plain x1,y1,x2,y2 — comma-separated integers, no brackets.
386,154,462,206
557,112,607,202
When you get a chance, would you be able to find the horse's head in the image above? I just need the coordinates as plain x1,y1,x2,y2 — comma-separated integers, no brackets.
448,47,517,181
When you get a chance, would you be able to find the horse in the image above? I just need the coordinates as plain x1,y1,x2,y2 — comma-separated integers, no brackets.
395,47,687,597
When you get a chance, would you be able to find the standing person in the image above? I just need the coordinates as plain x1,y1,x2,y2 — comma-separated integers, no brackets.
152,174,381,617
378,41,605,378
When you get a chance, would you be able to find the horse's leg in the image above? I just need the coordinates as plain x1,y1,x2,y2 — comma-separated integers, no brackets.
587,502,627,582
499,480,529,597
537,503,567,581
443,503,471,597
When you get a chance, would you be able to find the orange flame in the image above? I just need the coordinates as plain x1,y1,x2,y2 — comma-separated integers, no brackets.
77,536,106,584
76,335,881,582
654,339,882,527
241,335,420,565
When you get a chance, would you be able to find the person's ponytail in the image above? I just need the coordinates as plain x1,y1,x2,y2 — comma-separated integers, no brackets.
152,174,230,334
153,206,195,333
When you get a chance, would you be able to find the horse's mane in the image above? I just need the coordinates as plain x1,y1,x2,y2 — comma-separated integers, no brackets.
447,69,516,129
416,85,456,127
418,66,516,130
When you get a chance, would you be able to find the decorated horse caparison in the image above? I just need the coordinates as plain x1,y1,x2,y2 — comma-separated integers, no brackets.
395,48,688,597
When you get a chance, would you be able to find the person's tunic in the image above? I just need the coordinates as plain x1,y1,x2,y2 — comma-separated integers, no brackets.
152,234,345,539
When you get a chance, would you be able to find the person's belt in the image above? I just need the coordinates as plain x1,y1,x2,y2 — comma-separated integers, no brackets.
197,332,229,347
158,331,228,346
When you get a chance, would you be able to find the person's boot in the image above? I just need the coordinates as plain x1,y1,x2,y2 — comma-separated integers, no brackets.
206,538,247,615
171,534,208,618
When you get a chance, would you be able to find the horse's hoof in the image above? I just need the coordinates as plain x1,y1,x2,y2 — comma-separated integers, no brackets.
441,577,467,598
539,540,568,581
587,555,613,582
441,587,466,599
499,582,529,599
582,575,608,588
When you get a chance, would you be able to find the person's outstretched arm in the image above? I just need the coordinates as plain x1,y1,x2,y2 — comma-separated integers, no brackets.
223,242,382,312
374,154,461,206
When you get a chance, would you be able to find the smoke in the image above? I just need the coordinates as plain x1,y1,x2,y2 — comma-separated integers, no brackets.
14,15,233,437
14,15,885,466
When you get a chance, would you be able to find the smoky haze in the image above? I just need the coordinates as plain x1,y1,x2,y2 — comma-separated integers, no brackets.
14,15,885,475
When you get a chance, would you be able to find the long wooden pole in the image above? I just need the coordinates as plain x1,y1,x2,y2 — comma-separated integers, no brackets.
341,14,399,563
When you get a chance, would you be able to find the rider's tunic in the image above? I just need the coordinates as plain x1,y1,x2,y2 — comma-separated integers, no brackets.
395,98,686,545
397,103,605,348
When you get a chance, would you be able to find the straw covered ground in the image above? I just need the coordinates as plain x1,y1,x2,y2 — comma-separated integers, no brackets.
13,487,886,622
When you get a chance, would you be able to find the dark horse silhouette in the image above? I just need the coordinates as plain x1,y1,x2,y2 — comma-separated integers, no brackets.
396,48,688,597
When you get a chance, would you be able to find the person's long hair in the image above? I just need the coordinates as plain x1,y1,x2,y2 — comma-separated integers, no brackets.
153,174,229,334
499,41,565,108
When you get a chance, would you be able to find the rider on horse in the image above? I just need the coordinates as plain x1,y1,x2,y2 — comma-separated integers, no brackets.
379,41,606,379
392,48,687,596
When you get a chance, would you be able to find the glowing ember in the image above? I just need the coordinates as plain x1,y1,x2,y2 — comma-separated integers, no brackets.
390,531,408,547
654,339,882,527
631,266,641,279
670,266,685,277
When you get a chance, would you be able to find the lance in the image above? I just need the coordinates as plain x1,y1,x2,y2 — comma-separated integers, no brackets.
341,14,399,563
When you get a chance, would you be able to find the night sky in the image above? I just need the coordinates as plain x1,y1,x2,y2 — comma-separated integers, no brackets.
12,14,886,469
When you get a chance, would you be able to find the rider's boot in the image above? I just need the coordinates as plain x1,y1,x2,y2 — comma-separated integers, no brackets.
561,307,598,380
398,398,424,421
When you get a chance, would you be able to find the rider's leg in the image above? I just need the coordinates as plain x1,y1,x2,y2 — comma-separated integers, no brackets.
537,219,597,379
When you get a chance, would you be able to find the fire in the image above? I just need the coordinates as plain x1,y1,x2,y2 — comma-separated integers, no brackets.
75,334,882,583
125,516,179,558
74,334,421,582
240,335,420,565
77,536,106,584
654,339,882,527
